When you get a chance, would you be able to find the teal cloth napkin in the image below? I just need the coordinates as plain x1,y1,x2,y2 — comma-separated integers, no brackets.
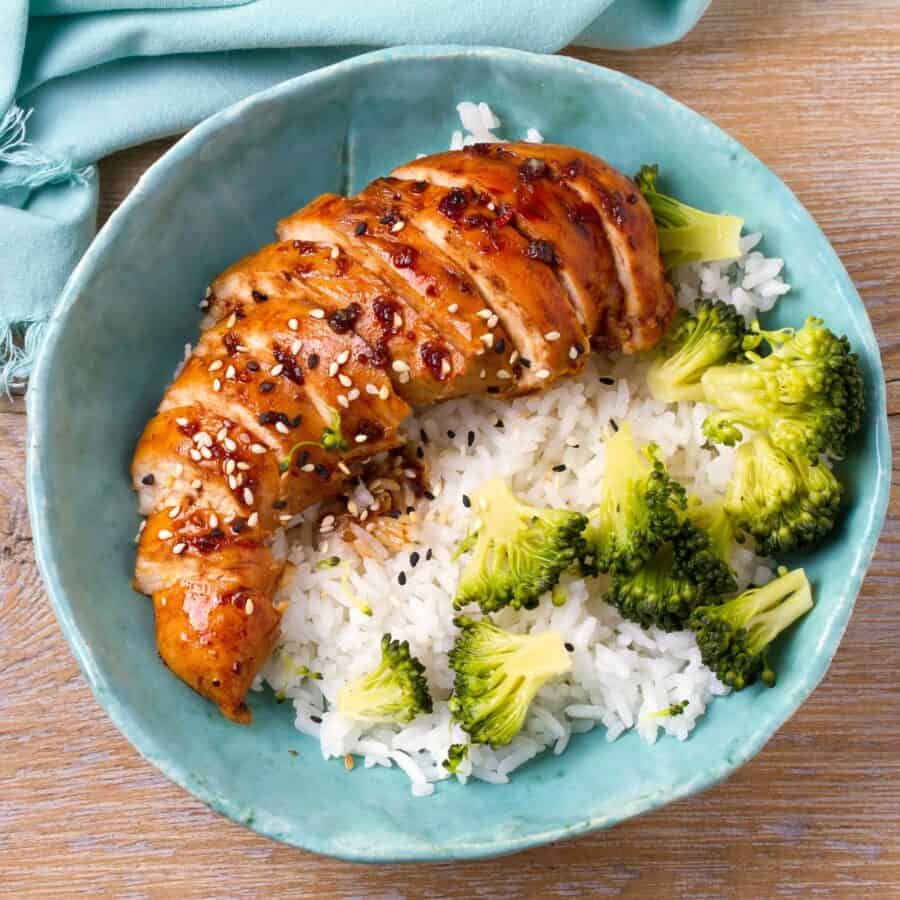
1,0,710,389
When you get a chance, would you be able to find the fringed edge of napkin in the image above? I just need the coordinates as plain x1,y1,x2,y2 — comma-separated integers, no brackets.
1,105,93,394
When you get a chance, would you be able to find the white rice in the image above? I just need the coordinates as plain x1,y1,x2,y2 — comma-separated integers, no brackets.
260,103,791,794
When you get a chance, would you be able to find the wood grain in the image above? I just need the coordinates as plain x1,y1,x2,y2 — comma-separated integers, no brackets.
2,1,899,895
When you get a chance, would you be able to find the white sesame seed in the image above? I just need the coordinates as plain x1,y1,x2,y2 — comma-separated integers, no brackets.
487,314,499,329
390,219,405,233
200,446,212,460
245,599,255,615
398,372,410,384
393,313,403,330
338,373,352,388
447,303,459,313
536,368,551,380
545,330,561,342
225,459,236,475
236,345,248,353
226,312,237,328
276,421,290,434
175,417,189,427
168,506,180,519
509,351,520,365
208,360,223,372
288,318,299,331
440,358,451,377
228,474,238,490
209,514,219,529
497,369,512,380
243,488,254,506
337,349,350,365
224,438,237,452
330,247,340,260
250,443,267,454
329,362,339,377
301,464,315,473
236,462,250,471
216,426,228,441
348,388,360,400
189,449,202,462
569,346,579,360
192,431,209,446
365,383,378,395
355,434,368,443
477,308,492,319
225,364,236,379
291,339,302,355
172,542,187,555
347,500,359,517
378,385,389,400
270,363,284,377
248,512,259,528
157,529,173,540
212,378,222,392
191,479,202,490
173,463,184,477
392,359,409,373
404,468,417,479
311,308,326,319
337,394,349,409
480,333,494,345
338,462,351,475
479,369,486,379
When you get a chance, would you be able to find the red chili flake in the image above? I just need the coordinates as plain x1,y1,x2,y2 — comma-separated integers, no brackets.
223,331,240,356
420,342,451,382
391,246,417,269
373,296,399,334
272,345,305,385
327,302,361,334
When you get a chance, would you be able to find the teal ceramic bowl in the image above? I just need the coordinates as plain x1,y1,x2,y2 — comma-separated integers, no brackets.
27,47,889,861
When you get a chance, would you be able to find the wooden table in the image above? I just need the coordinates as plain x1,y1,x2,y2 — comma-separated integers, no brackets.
2,1,898,895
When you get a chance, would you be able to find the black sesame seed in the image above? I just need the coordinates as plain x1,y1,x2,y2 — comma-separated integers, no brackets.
251,289,269,303
259,381,275,393
599,376,615,385
573,343,585,357
291,415,303,427
423,490,435,501
553,464,567,473
311,715,322,724
565,642,574,652
493,338,506,354
520,357,532,369
410,551,420,567
610,419,619,432
232,518,246,533
495,419,504,429
308,353,320,369
426,548,433,561
416,446,424,460
299,450,309,467
354,221,368,236
272,500,287,509
462,494,471,508
467,430,475,447
247,360,260,372
314,464,330,479
210,528,225,539
419,428,429,445
487,386,500,394
141,474,155,485
447,430,456,439
398,571,407,586
406,505,415,514
388,510,402,519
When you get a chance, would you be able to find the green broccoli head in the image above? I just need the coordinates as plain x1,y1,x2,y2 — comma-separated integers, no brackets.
337,633,432,725
442,743,469,775
453,479,588,613
689,567,813,689
701,317,865,460
607,512,737,632
635,164,744,269
448,616,572,747
647,299,747,403
725,433,842,555
584,422,686,577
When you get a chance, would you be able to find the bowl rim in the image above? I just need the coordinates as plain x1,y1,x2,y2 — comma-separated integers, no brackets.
26,44,891,862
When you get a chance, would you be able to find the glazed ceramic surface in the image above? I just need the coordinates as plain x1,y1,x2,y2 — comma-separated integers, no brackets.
27,46,889,861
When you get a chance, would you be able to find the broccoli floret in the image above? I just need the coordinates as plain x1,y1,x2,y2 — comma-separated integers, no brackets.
607,508,737,632
643,699,689,720
279,408,349,472
442,743,469,775
635,164,744,269
337,634,432,725
448,616,572,747
725,433,842,555
584,422,686,577
453,479,588,613
701,317,865,460
647,299,746,403
689,568,813,689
